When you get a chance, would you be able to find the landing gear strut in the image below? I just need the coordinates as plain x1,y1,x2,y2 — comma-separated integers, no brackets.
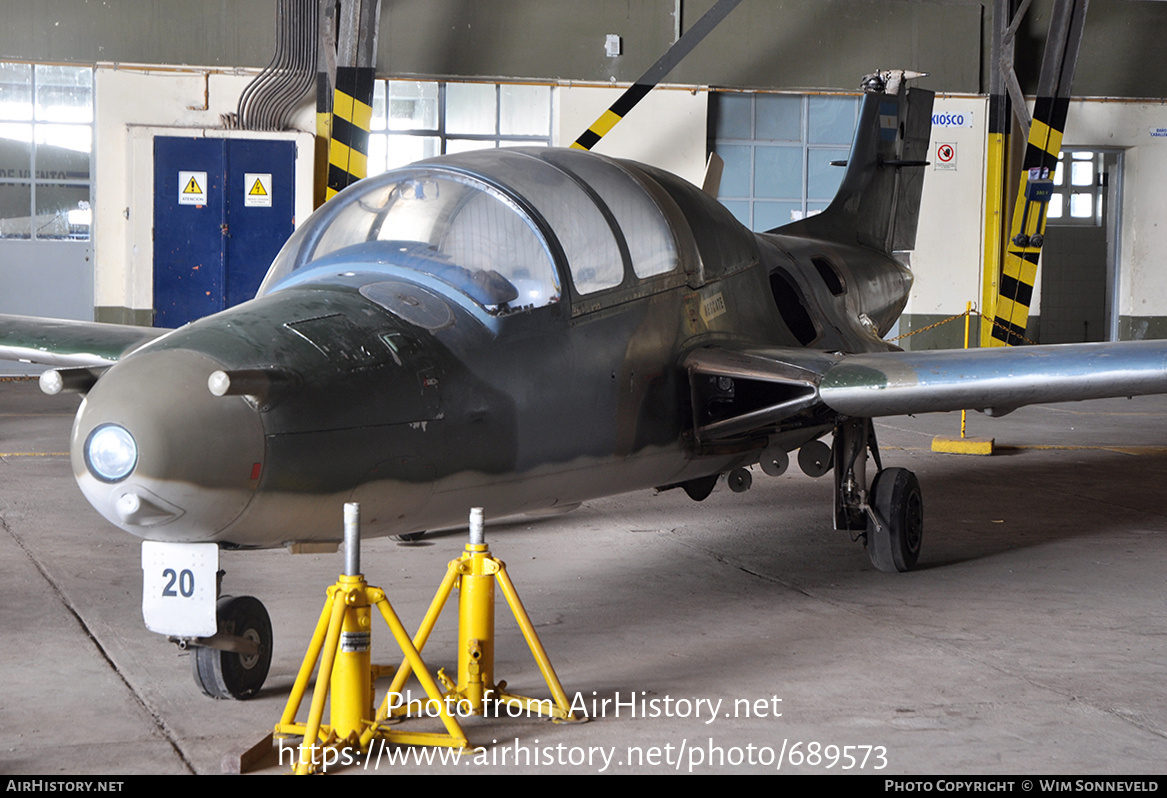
830,418,923,572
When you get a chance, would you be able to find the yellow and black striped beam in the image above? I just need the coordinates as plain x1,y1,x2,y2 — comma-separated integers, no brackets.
326,66,375,201
989,0,1088,346
989,96,1067,346
572,0,742,151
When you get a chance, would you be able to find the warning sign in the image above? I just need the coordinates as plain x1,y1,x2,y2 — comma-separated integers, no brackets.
935,142,957,171
244,173,272,207
178,171,207,205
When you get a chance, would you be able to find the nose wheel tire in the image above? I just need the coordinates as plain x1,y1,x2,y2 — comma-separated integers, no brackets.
192,595,272,700
866,467,923,573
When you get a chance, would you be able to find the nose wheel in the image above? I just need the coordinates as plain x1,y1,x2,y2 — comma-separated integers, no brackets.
192,595,273,700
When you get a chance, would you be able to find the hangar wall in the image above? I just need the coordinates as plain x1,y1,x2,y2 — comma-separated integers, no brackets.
91,67,317,325
6,1,1167,99
4,1,1167,345
1061,99,1167,341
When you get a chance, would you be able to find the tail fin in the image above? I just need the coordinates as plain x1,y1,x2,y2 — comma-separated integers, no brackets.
775,82,934,254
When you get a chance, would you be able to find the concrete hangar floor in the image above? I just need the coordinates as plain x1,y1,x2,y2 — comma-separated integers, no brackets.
1,375,1165,775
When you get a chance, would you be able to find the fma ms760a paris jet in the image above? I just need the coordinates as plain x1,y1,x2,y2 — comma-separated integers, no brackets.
4,74,1167,698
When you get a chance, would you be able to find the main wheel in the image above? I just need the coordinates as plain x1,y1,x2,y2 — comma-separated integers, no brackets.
390,531,427,542
192,595,272,700
866,467,923,573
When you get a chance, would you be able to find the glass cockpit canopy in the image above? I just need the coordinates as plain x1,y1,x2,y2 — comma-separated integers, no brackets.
259,166,561,312
258,149,680,313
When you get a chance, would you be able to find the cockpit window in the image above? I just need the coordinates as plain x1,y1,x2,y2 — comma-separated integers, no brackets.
259,171,560,313
538,149,678,280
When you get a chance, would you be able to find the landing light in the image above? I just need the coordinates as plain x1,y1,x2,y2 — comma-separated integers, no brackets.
85,423,138,483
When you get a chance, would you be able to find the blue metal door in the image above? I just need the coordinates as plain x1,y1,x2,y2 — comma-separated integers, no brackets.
153,137,295,327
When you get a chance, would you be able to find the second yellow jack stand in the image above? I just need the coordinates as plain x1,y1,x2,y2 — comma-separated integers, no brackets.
383,507,577,722
275,503,467,775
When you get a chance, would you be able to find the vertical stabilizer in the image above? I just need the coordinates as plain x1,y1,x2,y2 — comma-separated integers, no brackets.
775,81,934,255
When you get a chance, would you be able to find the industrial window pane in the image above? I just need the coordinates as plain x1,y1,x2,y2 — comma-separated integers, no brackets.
34,65,92,123
445,83,495,135
713,93,752,139
0,63,32,121
388,81,438,131
1053,157,1063,186
1070,159,1093,186
35,124,90,181
754,200,802,231
808,96,857,145
367,134,388,174
717,143,750,198
755,94,800,141
446,138,496,155
0,122,32,177
1069,192,1093,218
0,182,31,238
1048,193,1063,218
35,183,89,239
720,199,750,228
385,134,439,170
754,145,801,199
371,82,387,131
499,85,549,135
807,148,849,200
712,91,861,231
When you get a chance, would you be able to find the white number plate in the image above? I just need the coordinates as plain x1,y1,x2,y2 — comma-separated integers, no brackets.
141,541,219,637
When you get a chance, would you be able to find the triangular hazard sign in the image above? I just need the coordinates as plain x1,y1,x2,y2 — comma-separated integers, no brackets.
183,176,203,195
248,178,268,196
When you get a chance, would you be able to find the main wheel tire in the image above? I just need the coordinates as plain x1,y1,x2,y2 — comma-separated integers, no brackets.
192,595,272,700
390,531,427,542
866,467,923,573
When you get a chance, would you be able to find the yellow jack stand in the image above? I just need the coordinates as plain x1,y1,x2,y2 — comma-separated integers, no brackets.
383,507,577,723
275,503,467,775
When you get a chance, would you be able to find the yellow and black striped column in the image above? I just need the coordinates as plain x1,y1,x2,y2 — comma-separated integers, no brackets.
988,0,1087,346
989,97,1068,346
326,66,375,201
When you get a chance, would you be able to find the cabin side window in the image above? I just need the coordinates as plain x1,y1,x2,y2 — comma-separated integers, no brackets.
539,149,679,282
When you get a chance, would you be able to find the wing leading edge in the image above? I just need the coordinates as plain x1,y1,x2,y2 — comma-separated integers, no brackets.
687,340,1167,441
0,314,171,368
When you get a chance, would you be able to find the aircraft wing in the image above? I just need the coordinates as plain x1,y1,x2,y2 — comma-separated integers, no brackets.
0,313,171,368
686,340,1167,441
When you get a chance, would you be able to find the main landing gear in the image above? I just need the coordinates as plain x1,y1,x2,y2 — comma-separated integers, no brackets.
824,417,923,573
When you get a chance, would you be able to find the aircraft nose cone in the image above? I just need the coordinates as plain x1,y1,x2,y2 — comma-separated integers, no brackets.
71,349,265,542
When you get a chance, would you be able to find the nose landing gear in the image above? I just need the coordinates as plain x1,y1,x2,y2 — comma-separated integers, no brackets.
191,595,273,700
